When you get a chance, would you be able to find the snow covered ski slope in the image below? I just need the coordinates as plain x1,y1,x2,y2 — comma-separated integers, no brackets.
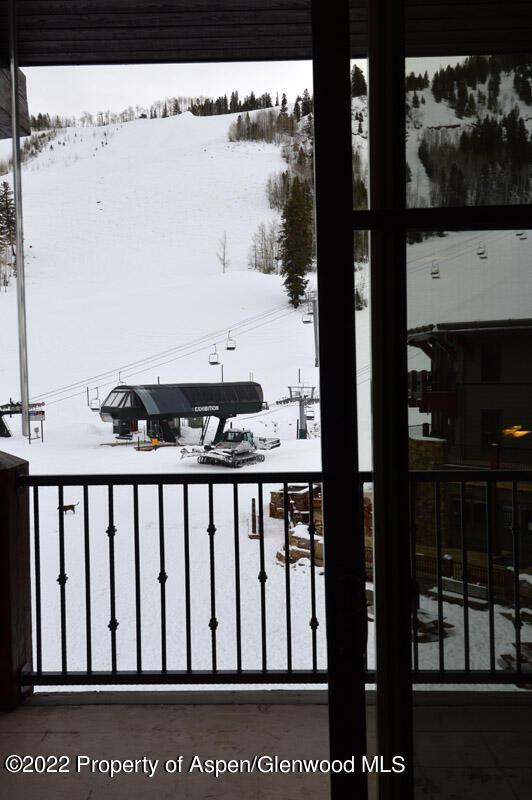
1,110,335,473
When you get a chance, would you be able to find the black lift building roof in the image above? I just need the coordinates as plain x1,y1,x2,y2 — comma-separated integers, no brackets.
101,382,264,419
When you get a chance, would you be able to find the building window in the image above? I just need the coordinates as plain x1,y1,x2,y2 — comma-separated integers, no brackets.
481,343,501,383
480,409,501,447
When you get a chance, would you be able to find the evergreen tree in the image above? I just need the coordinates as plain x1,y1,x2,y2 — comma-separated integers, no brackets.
412,91,420,109
448,163,467,205
0,182,16,257
229,90,240,113
351,64,367,97
279,177,313,307
465,92,476,116
301,88,313,116
455,80,468,117
280,93,288,116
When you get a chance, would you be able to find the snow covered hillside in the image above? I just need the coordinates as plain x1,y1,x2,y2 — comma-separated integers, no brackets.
406,65,532,207
2,109,361,473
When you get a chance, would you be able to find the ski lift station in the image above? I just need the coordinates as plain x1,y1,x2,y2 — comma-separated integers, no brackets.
99,381,266,442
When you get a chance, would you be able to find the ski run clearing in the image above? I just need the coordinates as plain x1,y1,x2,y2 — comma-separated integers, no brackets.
1,104,530,690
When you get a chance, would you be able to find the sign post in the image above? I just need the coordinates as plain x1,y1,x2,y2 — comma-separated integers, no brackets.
29,408,45,443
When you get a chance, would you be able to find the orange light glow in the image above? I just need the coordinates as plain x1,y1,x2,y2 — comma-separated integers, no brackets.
501,425,532,439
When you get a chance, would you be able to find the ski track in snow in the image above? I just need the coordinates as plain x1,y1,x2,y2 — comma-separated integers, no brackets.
1,104,530,690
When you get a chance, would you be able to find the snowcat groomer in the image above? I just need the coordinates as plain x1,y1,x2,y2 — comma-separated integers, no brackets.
181,428,280,468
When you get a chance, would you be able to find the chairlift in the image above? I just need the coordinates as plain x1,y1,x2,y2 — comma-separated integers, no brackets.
89,389,101,412
430,261,440,279
302,311,313,324
225,331,236,351
476,241,488,259
305,406,315,421
208,345,220,366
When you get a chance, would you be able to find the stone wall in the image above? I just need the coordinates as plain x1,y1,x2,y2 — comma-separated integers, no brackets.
409,436,451,547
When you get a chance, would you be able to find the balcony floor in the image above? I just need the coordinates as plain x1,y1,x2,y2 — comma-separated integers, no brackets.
0,692,531,799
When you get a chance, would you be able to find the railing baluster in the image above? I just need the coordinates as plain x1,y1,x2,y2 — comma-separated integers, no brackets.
158,483,167,672
283,482,293,672
83,485,92,673
409,478,419,673
233,484,242,672
107,485,118,673
133,484,142,673
257,483,268,672
511,481,522,673
33,486,42,675
19,468,532,689
360,478,368,676
485,480,496,672
308,483,319,673
183,484,192,672
57,486,68,674
460,482,470,672
434,481,444,673
207,484,218,671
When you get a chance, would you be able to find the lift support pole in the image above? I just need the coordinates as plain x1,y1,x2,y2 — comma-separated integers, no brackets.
9,0,30,438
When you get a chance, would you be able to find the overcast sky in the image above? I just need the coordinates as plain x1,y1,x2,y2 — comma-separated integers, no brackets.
25,57,464,118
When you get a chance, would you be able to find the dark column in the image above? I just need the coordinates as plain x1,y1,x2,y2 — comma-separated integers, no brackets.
368,1,414,798
311,1,368,798
0,451,32,710
213,416,228,444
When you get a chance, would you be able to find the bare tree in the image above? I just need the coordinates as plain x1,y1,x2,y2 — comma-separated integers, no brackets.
248,221,280,273
217,232,230,273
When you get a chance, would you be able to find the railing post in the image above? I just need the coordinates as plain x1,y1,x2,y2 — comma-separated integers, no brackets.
0,451,32,710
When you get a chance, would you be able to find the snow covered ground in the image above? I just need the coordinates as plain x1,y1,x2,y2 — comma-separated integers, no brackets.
1,100,530,690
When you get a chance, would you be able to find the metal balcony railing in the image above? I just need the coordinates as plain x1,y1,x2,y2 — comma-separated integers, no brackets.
14,468,532,690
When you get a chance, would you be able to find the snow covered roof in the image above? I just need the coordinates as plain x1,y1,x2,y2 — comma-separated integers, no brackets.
408,318,532,341
1,1,530,66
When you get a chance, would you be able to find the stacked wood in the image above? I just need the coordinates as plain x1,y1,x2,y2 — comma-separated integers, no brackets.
276,523,324,567
269,484,322,530
270,484,373,538
270,485,372,567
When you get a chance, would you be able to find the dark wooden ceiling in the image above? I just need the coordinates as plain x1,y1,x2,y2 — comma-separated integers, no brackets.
0,1,531,68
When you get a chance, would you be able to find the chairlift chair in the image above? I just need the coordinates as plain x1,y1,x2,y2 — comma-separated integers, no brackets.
305,406,315,421
89,388,101,412
430,261,440,279
225,331,236,351
302,311,313,324
208,345,220,366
